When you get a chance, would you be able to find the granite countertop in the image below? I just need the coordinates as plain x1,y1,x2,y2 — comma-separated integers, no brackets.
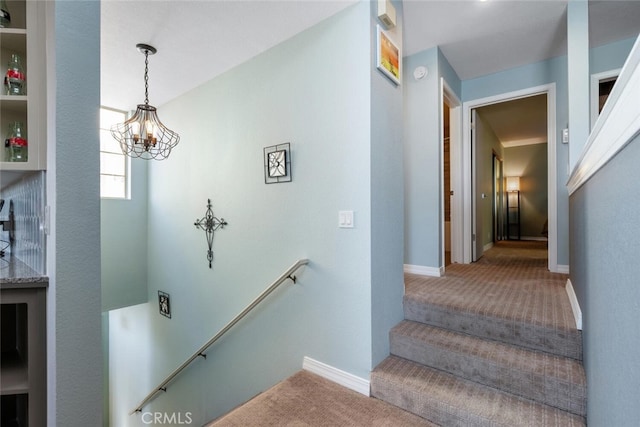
0,256,48,287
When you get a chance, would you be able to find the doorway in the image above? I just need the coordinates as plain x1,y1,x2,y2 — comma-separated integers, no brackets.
459,84,558,271
443,101,451,266
441,79,462,270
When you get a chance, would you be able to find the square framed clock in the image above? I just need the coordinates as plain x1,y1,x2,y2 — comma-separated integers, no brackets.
264,143,292,184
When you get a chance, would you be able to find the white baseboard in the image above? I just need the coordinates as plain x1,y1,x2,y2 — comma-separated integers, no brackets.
556,264,570,274
565,279,583,330
403,264,443,277
483,242,494,252
302,357,370,396
521,236,548,241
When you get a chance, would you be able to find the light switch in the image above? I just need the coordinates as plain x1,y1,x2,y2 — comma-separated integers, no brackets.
339,211,354,228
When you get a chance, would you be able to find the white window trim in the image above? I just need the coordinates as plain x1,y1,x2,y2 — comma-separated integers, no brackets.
100,106,130,200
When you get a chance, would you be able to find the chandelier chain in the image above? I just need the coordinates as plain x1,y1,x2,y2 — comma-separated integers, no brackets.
144,50,149,105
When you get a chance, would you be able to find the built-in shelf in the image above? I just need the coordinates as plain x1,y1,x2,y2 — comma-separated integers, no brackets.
0,351,29,395
0,0,46,172
1,393,28,427
0,95,29,107
0,287,46,426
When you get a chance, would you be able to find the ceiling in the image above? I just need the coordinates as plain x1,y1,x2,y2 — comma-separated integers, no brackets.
476,94,548,148
101,0,640,144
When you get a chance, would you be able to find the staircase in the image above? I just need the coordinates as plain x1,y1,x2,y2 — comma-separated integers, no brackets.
371,255,586,426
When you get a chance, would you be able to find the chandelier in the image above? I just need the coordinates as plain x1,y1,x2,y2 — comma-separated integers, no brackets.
111,44,179,160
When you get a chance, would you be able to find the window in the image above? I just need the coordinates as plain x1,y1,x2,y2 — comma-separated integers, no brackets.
100,107,129,199
590,69,620,130
597,77,617,114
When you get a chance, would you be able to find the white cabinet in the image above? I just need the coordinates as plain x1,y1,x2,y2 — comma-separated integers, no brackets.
0,0,46,171
1,1,48,425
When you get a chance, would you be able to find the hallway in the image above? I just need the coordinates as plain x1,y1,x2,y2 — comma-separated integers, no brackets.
372,240,585,425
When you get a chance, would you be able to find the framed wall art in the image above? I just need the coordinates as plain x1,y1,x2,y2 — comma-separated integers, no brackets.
376,25,401,85
158,291,171,318
264,143,292,184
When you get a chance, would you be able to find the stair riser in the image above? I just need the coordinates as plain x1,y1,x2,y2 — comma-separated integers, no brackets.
404,298,582,360
390,333,586,416
371,360,585,427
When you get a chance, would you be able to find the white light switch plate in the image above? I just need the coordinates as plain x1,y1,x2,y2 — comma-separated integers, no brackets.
339,211,354,228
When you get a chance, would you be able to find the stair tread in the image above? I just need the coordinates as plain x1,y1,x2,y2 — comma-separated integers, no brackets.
404,272,582,360
391,320,586,415
392,320,585,384
371,356,585,427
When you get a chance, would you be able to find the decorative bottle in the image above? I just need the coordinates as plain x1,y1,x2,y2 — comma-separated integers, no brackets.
4,53,25,95
0,0,10,28
5,122,27,162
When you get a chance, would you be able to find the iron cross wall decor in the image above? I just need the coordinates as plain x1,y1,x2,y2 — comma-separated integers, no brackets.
194,199,227,268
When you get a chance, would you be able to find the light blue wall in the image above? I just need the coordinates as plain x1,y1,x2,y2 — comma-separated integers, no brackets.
109,3,378,425
403,47,441,268
591,37,637,74
567,0,590,170
569,134,640,425
370,0,405,368
101,159,148,311
52,1,102,425
439,49,462,100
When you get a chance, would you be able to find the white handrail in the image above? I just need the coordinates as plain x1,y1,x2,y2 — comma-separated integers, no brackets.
130,258,310,415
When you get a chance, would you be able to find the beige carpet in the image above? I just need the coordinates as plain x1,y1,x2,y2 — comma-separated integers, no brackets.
404,240,581,359
371,240,585,426
207,370,436,426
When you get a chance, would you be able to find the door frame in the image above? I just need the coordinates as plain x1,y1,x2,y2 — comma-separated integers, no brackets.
441,78,462,267
493,152,505,243
459,83,559,271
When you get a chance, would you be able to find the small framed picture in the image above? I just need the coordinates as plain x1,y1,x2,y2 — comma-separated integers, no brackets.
376,25,401,85
158,291,171,318
264,143,292,184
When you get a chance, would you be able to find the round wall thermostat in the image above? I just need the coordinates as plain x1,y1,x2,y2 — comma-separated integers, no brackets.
413,66,428,80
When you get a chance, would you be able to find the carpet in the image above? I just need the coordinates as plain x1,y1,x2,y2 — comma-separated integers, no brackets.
371,240,586,426
207,371,437,426
404,241,581,359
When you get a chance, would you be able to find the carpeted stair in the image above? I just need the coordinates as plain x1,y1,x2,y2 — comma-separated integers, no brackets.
371,265,586,426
